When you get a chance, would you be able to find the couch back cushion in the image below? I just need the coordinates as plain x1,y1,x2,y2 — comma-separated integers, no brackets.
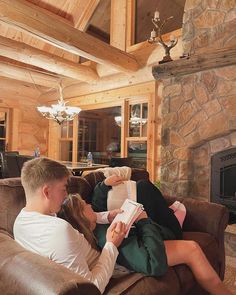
0,178,25,236
0,176,92,236
0,168,149,236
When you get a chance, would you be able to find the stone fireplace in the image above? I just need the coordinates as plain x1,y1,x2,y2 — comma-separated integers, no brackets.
152,0,236,211
159,70,236,202
211,147,236,214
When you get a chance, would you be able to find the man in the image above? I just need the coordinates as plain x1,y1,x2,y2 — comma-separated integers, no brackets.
13,157,126,294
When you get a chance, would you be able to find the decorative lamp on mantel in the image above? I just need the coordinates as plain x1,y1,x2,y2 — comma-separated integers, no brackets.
148,9,178,64
37,84,81,125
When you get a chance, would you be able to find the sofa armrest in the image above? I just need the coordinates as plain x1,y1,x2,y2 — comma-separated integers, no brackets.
0,232,100,295
164,196,229,279
181,198,229,239
164,196,228,241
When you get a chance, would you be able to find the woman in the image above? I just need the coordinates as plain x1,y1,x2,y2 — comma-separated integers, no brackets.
58,194,233,295
91,175,184,239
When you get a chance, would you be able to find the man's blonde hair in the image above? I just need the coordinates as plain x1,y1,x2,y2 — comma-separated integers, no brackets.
21,157,70,195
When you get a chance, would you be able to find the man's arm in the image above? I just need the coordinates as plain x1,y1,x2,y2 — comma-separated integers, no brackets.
50,220,118,294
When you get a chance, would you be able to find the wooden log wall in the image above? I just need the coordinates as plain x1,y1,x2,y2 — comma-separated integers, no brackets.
0,78,48,156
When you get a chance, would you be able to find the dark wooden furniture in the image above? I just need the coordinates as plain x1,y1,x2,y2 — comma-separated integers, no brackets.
0,152,33,178
60,161,109,176
109,157,132,167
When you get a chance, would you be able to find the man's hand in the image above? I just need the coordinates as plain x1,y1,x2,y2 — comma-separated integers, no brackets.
108,208,123,223
104,175,126,187
106,221,126,247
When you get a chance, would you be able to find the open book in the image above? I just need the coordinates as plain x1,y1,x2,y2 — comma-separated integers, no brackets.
111,198,144,238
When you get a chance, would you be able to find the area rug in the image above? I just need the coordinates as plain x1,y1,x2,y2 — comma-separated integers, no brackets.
224,225,236,293
224,256,236,293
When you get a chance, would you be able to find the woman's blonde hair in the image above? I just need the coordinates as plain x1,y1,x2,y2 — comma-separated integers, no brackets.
58,194,97,249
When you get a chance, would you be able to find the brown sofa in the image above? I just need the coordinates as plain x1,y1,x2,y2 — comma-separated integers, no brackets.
0,169,229,295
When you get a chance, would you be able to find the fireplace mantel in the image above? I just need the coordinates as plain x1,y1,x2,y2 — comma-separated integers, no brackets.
152,47,236,80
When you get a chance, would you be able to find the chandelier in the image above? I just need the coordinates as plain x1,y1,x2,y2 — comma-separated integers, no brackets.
37,85,81,125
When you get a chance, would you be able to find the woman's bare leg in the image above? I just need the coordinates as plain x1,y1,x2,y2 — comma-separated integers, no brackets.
164,240,233,295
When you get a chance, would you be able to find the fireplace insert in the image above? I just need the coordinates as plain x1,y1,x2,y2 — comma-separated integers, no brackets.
211,148,236,222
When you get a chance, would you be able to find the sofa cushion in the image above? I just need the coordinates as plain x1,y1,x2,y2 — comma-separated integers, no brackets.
68,176,93,202
0,178,25,236
105,267,181,295
0,233,100,295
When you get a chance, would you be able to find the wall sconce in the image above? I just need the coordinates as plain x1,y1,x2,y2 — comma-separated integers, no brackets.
148,10,178,64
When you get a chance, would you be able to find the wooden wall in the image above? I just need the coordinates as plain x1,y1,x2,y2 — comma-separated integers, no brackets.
0,78,48,156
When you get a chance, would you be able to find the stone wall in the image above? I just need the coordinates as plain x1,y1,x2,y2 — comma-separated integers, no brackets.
183,0,236,55
160,66,236,199
159,0,236,199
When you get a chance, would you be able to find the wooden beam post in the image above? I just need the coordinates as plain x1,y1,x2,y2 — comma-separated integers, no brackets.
126,0,136,48
74,0,100,31
0,35,98,82
110,0,127,50
0,62,59,87
0,0,140,73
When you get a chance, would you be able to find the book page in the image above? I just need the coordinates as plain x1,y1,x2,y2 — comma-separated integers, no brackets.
111,199,143,237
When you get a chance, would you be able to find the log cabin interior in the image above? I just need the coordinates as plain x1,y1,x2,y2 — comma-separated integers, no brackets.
0,0,186,180
0,0,235,202
0,1,236,294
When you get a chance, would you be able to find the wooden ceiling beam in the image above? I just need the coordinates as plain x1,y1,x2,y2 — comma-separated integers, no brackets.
0,35,98,82
0,0,140,73
74,0,100,31
0,62,59,88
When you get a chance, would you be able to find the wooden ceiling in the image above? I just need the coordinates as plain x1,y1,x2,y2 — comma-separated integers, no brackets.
0,0,107,89
0,0,184,93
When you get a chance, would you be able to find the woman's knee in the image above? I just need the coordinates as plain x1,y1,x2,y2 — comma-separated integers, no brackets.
185,241,203,261
187,240,201,251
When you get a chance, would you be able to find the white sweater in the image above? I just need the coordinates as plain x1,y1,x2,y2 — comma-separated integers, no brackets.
13,209,118,294
99,166,137,210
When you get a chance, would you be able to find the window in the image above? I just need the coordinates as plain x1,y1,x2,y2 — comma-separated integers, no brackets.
126,102,148,169
134,0,185,44
129,103,148,137
59,121,73,161
0,108,9,151
77,117,98,161
76,107,121,164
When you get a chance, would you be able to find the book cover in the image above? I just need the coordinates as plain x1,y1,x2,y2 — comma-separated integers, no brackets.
111,198,143,238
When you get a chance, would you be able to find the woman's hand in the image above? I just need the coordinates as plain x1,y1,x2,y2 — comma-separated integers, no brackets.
104,175,126,186
108,208,123,223
106,221,126,247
